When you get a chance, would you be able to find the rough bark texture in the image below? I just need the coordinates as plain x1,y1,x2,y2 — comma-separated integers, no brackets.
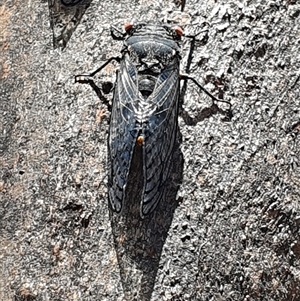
1,0,299,300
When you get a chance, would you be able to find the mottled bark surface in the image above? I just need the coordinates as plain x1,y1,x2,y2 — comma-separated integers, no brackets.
1,0,299,300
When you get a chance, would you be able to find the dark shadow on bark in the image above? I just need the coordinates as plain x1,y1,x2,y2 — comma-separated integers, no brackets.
180,103,232,125
110,137,184,301
48,0,93,49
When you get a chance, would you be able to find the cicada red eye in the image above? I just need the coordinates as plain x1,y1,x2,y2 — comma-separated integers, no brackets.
174,26,184,37
125,22,133,32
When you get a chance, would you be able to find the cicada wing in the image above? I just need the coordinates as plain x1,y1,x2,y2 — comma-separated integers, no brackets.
108,57,139,213
141,64,180,216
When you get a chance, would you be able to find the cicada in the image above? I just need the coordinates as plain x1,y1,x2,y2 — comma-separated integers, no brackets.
76,22,231,217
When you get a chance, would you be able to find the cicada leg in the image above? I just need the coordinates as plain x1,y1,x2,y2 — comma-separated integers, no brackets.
75,56,121,108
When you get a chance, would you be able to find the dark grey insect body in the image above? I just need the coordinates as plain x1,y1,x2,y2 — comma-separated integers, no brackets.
108,23,182,216
76,22,231,218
